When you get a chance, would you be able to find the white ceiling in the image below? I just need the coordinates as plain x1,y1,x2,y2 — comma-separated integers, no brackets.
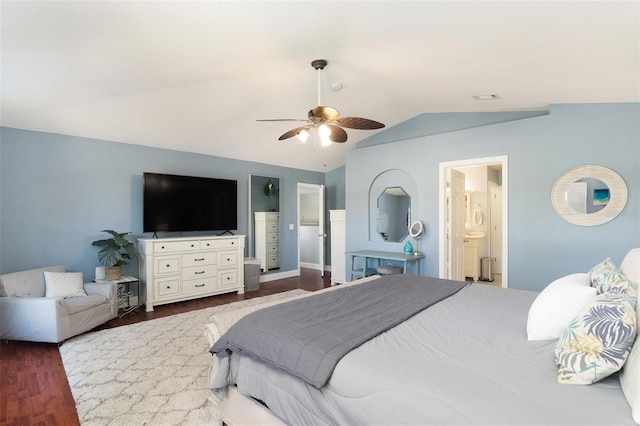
1,1,639,172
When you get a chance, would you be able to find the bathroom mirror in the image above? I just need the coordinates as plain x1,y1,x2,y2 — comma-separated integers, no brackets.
248,175,280,273
551,165,627,226
377,186,411,242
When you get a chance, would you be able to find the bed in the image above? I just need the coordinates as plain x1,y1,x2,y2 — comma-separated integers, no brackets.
205,248,640,425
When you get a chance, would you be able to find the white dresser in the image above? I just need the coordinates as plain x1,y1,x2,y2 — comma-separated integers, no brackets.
329,209,346,285
254,212,280,271
137,235,245,312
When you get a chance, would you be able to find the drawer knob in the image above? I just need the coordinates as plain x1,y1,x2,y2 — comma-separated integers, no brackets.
195,258,205,261
195,271,205,275
195,283,205,288
161,246,165,249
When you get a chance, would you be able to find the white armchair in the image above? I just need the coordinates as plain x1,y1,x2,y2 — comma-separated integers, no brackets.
0,265,118,343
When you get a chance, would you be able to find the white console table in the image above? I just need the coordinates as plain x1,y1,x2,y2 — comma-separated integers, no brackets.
348,250,424,281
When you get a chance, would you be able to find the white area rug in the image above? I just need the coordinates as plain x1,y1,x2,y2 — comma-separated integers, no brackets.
60,290,309,426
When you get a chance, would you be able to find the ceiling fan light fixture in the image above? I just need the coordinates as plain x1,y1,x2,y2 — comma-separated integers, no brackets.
296,129,309,143
319,124,332,147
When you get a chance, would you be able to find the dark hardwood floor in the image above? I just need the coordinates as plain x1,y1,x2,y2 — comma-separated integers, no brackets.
0,268,331,426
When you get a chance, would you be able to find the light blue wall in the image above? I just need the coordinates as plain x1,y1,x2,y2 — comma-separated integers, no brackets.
345,103,640,292
0,127,325,278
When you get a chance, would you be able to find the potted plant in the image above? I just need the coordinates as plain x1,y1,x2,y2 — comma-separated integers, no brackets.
92,230,137,280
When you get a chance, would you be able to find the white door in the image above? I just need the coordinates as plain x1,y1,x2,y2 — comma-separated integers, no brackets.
490,184,503,273
447,168,466,281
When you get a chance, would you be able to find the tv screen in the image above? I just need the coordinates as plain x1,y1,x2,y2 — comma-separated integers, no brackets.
143,172,237,233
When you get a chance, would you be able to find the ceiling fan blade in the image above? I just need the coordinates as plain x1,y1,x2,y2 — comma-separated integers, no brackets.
327,125,348,143
310,106,340,120
337,117,385,130
278,125,312,141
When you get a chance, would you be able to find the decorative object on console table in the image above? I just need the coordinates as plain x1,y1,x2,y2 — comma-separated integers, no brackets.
91,230,137,280
137,235,245,312
408,220,425,256
94,275,139,317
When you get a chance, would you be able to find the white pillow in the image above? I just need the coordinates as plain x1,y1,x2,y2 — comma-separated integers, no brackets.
620,318,640,424
527,273,596,341
44,271,87,298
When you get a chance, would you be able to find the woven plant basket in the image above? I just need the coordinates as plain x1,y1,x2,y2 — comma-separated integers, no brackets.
105,266,122,281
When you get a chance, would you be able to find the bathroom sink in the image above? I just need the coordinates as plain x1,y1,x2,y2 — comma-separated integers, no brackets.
465,231,486,239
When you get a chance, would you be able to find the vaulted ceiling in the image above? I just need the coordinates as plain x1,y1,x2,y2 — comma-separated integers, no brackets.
1,1,638,172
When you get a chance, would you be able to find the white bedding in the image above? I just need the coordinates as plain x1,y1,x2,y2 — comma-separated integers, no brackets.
207,281,635,425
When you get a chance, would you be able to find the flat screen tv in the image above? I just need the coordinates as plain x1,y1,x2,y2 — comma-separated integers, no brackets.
143,172,237,234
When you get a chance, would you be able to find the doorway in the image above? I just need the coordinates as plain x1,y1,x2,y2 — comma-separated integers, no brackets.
439,156,508,287
297,183,325,276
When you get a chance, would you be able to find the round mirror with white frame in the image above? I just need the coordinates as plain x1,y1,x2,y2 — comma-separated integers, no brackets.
551,165,627,226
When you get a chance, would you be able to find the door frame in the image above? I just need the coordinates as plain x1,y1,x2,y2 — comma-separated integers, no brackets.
296,182,325,276
438,155,509,287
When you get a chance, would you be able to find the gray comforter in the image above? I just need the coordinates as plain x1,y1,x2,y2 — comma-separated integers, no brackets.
210,274,467,388
211,282,636,425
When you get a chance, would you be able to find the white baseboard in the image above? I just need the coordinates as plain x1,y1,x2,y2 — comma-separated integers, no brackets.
259,270,299,283
300,262,322,270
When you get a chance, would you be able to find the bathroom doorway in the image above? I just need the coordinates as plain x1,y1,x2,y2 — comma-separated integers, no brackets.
297,183,325,275
439,156,508,287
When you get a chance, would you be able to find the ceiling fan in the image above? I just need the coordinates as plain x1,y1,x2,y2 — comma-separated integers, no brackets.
257,59,385,145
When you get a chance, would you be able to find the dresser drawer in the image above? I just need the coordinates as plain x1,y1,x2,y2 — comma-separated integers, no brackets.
182,265,216,280
155,256,180,275
218,270,238,289
266,212,279,221
267,233,279,244
218,251,239,268
266,255,279,267
267,244,279,255
267,222,279,232
154,240,200,253
201,239,241,250
182,252,216,268
182,277,216,295
155,277,180,297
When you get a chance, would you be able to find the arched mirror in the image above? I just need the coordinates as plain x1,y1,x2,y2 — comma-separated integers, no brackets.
551,165,627,226
377,186,410,242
